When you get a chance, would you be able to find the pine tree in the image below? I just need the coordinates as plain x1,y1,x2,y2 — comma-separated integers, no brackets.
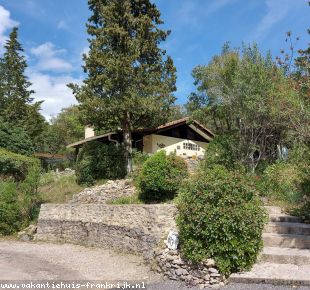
0,27,34,124
0,27,47,150
69,0,177,174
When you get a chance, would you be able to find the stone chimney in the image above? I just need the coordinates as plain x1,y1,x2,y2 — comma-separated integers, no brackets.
85,126,95,139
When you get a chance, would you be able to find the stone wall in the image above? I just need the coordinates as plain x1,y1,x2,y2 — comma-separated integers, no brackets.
36,204,177,260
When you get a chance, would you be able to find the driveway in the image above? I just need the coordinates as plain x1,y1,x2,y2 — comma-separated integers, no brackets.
0,240,308,290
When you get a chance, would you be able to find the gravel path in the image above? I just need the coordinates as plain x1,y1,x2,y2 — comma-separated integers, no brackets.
0,240,308,290
0,240,157,281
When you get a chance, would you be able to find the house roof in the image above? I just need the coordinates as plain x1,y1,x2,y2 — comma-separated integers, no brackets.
67,118,215,149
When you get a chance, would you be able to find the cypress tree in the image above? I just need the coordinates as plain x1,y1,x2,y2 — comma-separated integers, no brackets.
0,27,34,124
69,0,177,174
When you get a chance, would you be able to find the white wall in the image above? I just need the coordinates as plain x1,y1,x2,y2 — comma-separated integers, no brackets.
143,134,208,157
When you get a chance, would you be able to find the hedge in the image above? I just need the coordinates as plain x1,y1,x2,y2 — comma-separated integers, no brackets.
0,148,40,181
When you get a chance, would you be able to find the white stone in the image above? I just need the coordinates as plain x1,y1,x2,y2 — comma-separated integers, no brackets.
166,231,179,250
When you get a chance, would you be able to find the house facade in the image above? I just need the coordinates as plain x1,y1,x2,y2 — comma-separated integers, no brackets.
67,118,214,158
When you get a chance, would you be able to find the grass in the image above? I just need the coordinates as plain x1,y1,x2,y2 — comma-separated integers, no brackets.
39,172,107,204
108,192,142,205
39,173,85,204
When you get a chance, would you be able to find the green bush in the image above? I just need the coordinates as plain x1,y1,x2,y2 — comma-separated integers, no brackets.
138,151,188,203
0,166,42,235
76,142,126,185
0,149,41,235
260,162,303,203
0,148,40,181
177,165,267,276
0,181,21,235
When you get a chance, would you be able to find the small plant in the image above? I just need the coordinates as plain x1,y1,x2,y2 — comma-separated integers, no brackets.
138,151,188,203
177,165,267,276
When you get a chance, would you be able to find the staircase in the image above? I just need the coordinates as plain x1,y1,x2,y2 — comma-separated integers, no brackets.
230,206,310,286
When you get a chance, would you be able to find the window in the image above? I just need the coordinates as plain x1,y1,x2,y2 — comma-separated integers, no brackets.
183,142,199,151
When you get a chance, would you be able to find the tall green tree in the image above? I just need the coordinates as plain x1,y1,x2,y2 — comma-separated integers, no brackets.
188,44,300,172
0,27,46,151
0,27,34,123
69,0,177,173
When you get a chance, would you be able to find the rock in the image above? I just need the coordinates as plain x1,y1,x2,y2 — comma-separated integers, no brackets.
175,268,188,276
210,273,221,277
204,258,215,267
165,254,175,261
208,267,219,274
70,179,136,204
17,225,37,241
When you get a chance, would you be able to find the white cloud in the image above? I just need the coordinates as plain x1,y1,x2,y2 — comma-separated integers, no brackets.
28,70,82,120
0,5,18,51
253,0,294,40
176,0,237,30
30,42,73,72
57,20,68,30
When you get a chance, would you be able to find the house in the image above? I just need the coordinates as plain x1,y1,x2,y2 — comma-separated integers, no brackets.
67,118,214,158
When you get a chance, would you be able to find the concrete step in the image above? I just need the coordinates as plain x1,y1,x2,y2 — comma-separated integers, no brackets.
260,247,310,265
265,206,282,215
263,233,310,249
265,222,310,235
269,214,301,223
229,262,310,286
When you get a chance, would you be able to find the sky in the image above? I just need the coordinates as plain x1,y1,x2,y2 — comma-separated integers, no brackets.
0,0,309,120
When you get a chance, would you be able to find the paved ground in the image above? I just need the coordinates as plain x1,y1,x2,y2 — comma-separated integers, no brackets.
0,240,309,290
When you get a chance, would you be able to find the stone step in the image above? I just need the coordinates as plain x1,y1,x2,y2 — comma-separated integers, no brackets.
260,247,310,265
265,206,282,215
265,222,310,235
269,214,301,223
229,262,310,286
263,233,310,249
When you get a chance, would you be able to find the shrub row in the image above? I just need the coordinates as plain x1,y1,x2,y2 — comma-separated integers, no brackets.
0,148,40,181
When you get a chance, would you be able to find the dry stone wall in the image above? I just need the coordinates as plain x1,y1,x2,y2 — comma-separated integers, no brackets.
36,204,177,260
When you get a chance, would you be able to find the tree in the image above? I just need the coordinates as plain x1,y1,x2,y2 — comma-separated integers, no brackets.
69,0,177,174
0,27,46,148
0,27,33,123
50,105,85,146
188,44,300,173
0,118,34,156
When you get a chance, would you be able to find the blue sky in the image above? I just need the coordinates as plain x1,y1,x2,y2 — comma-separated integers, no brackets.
0,0,309,120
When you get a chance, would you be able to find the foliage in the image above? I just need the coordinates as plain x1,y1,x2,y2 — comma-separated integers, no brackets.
201,134,242,171
76,142,126,185
0,27,45,144
259,162,303,204
187,43,302,173
0,156,41,236
177,165,268,276
138,151,188,203
69,0,177,173
0,148,40,181
0,118,34,155
108,192,142,205
0,181,21,235
39,172,86,204
131,150,150,181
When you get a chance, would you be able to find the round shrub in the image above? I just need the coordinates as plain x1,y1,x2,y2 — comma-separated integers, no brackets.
138,151,188,203
177,165,267,276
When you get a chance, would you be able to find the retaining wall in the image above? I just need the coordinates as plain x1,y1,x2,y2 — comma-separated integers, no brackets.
36,204,177,260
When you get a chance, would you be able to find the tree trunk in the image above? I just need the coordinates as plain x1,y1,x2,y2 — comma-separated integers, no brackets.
123,111,133,175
